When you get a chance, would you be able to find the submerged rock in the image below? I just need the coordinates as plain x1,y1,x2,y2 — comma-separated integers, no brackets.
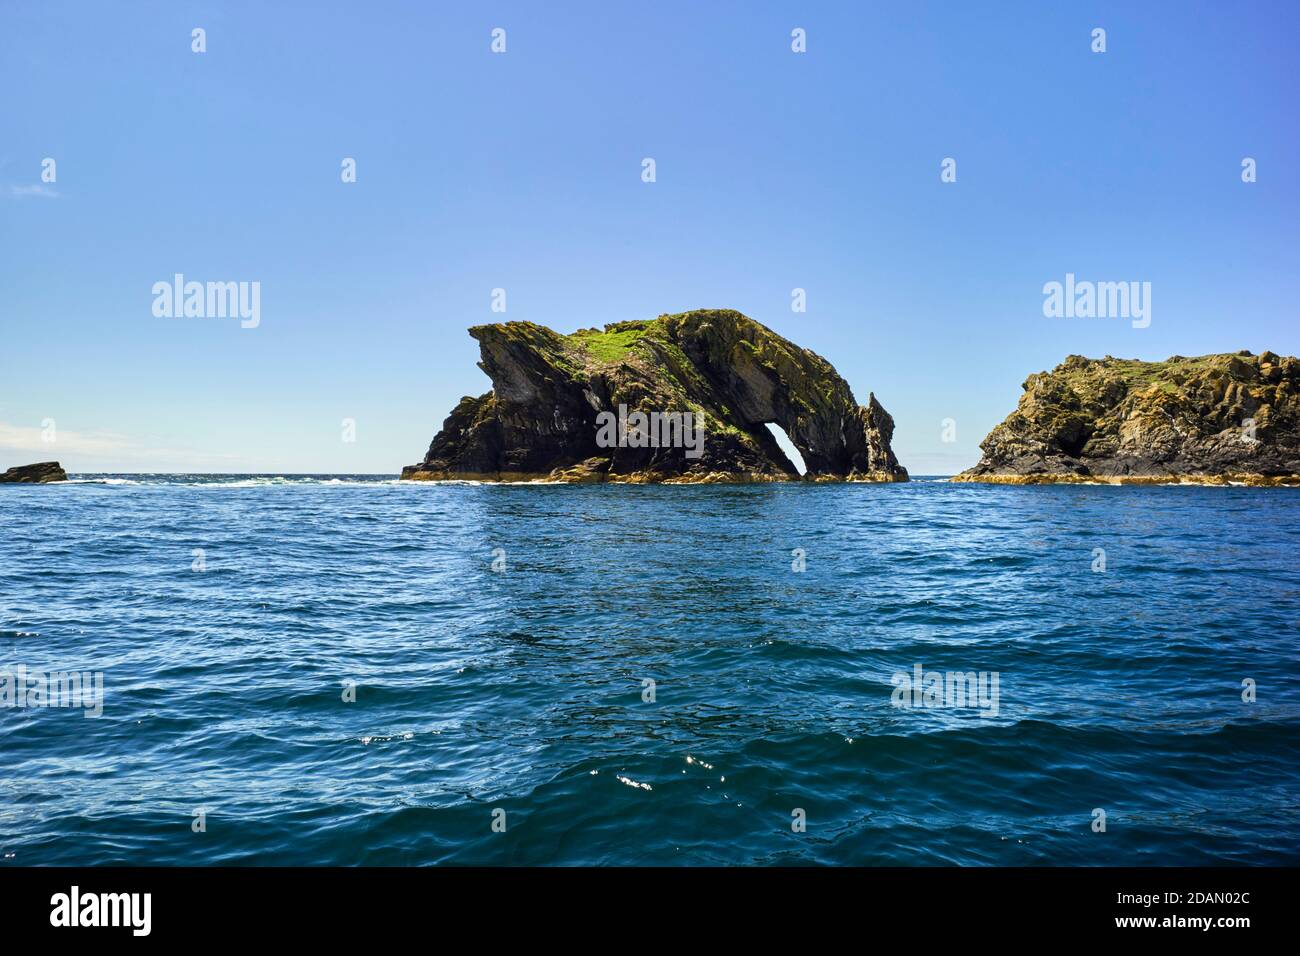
402,309,907,484
955,351,1300,485
0,461,68,483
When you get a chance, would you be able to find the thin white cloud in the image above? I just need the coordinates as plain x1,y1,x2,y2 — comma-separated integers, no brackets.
0,421,131,454
8,184,59,199
0,421,240,469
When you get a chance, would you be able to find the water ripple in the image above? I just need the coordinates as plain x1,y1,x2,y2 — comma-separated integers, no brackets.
1,477,1298,864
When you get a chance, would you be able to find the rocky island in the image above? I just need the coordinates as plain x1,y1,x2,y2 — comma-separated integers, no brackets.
0,461,68,483
402,309,907,484
955,351,1300,485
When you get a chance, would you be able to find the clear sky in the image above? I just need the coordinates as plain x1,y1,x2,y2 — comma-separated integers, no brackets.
2,1,1296,474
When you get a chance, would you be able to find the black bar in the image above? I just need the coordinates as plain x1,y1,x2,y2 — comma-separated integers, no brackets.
0,866,1283,940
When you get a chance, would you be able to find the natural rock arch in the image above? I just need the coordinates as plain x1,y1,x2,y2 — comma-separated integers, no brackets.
403,309,907,484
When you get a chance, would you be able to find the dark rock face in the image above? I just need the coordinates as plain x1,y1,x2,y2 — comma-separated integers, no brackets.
955,351,1300,485
0,461,68,483
403,309,908,483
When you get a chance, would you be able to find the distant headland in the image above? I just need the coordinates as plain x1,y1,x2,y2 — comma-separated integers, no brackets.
401,309,908,484
954,351,1300,486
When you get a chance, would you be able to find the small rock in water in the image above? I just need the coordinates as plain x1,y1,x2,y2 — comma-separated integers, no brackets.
0,461,68,483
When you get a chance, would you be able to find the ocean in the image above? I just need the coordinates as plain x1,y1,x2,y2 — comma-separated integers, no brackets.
2,476,1298,865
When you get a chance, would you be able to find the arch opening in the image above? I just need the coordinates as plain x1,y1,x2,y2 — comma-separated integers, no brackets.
764,422,807,476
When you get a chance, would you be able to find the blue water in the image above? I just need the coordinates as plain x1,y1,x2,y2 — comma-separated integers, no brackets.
2,475,1298,865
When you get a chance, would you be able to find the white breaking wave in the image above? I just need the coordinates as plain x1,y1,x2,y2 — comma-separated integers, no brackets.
60,477,140,485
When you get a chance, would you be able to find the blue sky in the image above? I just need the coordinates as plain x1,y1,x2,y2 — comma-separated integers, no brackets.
2,1,1296,474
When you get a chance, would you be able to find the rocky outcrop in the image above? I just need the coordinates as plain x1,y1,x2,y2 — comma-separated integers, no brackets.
954,351,1300,485
403,309,907,483
0,461,68,483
